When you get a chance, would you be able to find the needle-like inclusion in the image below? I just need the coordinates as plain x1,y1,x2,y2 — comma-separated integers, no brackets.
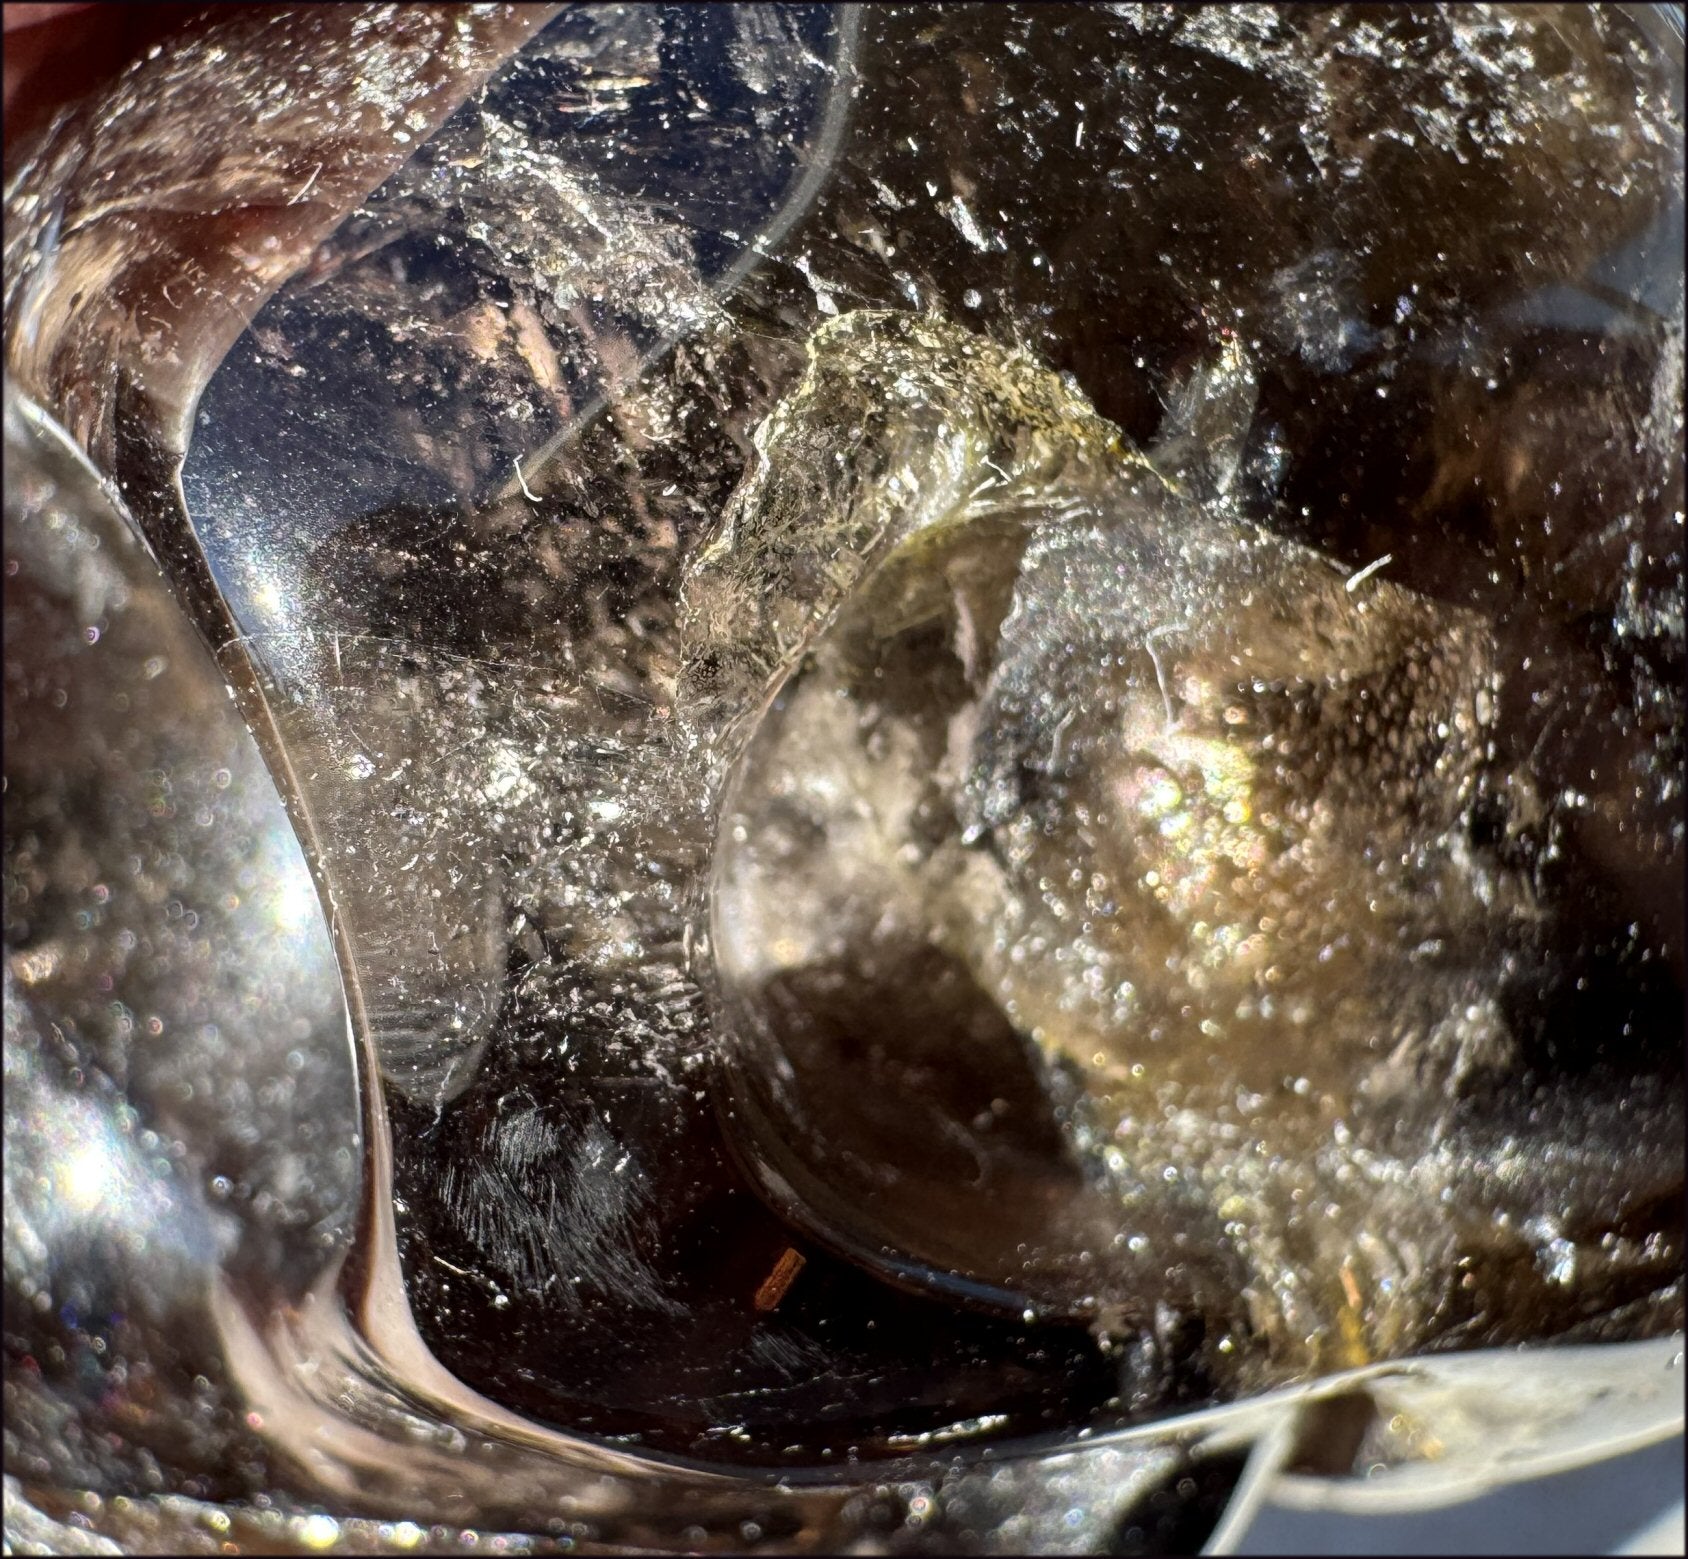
688,311,1560,1390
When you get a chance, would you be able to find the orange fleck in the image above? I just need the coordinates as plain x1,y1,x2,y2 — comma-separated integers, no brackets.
754,1247,806,1313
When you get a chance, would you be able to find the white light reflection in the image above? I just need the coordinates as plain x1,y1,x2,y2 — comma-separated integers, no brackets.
270,863,322,939
249,568,292,634
56,1137,120,1217
7,980,231,1271
32,1091,180,1249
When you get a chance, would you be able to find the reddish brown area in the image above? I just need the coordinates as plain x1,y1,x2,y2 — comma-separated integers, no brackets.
4,1,200,154
753,1248,808,1314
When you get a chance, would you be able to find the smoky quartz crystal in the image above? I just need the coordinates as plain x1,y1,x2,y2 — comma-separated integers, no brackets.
5,4,1683,1553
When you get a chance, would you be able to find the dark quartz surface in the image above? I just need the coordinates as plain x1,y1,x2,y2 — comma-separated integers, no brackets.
5,4,1682,1551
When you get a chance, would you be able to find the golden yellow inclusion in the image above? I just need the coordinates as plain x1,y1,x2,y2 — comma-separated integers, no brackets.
702,310,1521,1385
1112,715,1271,932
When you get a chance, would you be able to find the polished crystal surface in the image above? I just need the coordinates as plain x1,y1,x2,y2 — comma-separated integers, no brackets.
4,3,1683,1552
